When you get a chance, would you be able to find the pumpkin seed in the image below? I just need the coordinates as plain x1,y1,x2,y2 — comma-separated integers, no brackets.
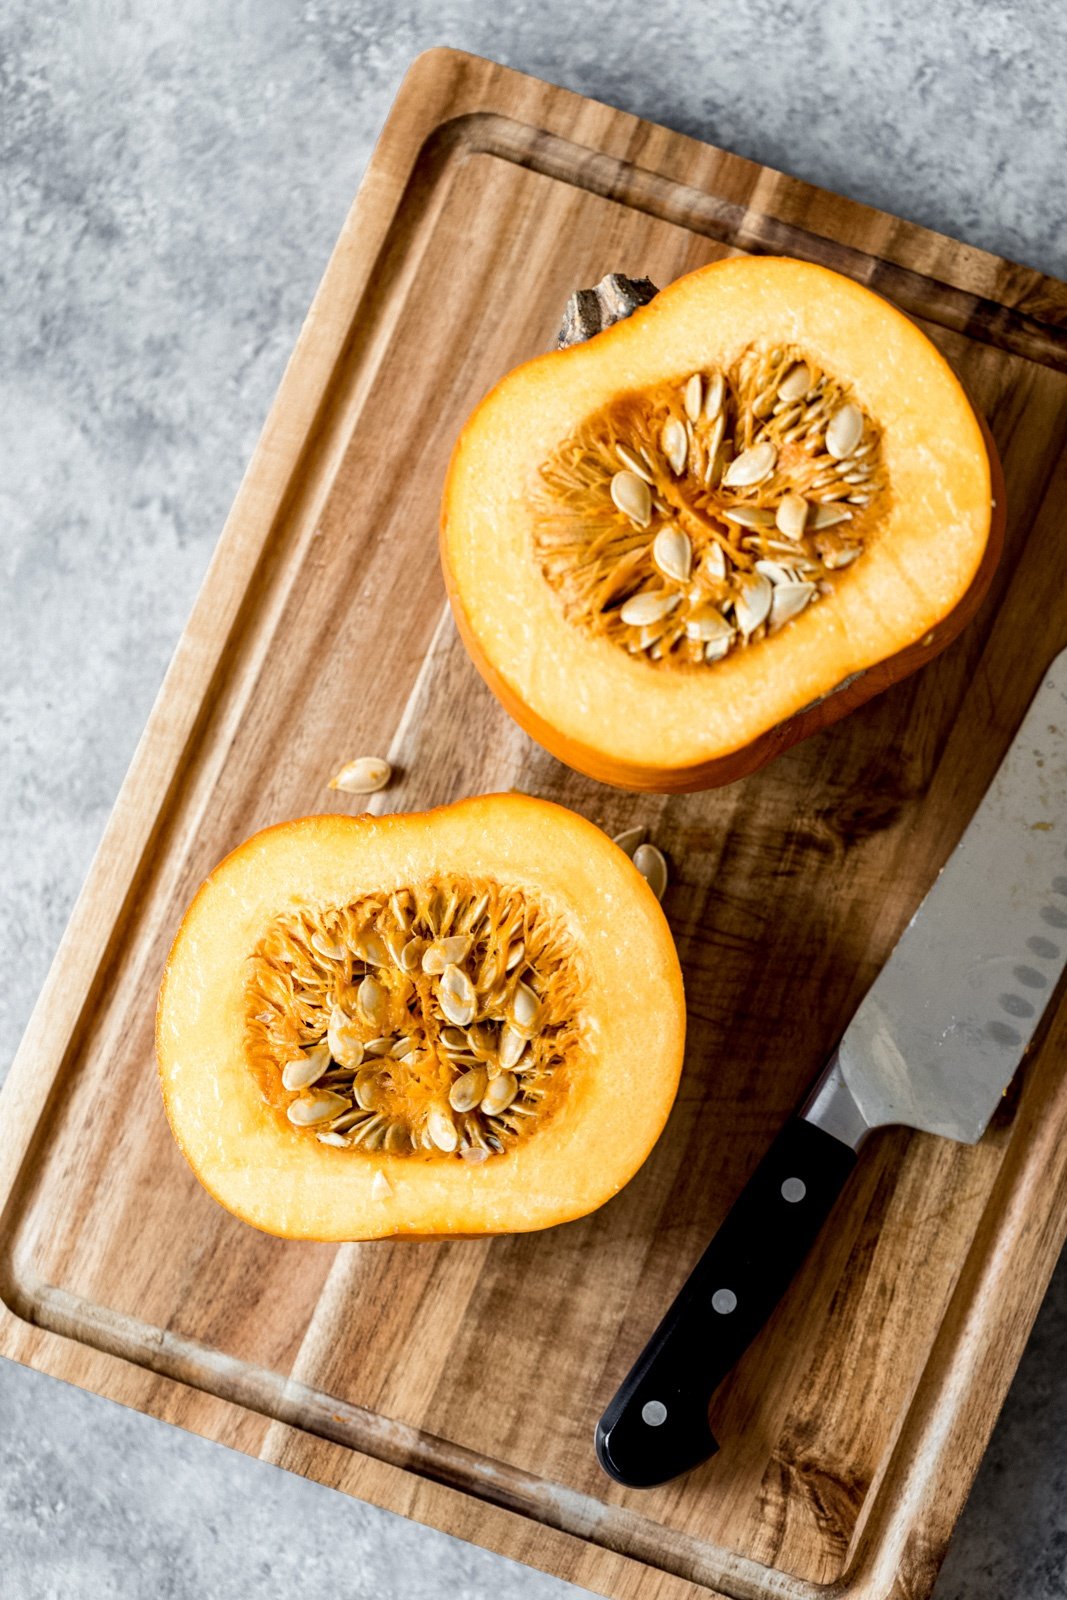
824,544,862,569
620,589,678,627
704,542,727,581
652,525,692,583
777,362,810,403
384,1122,410,1154
439,963,477,1027
685,604,734,643
509,981,542,1036
769,581,816,628
481,1071,519,1117
734,571,773,634
354,1070,382,1111
357,975,389,1028
684,373,703,421
310,929,346,960
449,1066,489,1113
721,505,776,530
632,842,668,901
328,1108,370,1133
427,1103,459,1153
463,1020,493,1057
610,470,652,527
703,371,725,419
775,492,809,540
389,892,412,931
328,756,391,795
371,1171,393,1201
287,1091,351,1127
660,418,688,476
282,1041,332,1092
723,439,776,488
826,402,863,459
326,1010,364,1070
499,1022,527,1071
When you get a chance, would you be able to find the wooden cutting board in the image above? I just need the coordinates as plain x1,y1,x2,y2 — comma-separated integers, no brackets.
3,48,1067,1600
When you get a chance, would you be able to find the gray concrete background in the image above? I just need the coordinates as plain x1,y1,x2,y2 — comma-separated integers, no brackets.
3,2,1066,1595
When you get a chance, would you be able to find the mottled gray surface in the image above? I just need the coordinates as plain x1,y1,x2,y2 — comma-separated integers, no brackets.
2,2,1066,1596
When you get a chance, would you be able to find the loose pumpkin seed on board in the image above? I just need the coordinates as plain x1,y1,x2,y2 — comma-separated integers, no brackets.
632,843,668,902
328,756,392,794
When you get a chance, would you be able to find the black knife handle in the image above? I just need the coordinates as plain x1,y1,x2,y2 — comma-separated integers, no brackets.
595,1117,857,1488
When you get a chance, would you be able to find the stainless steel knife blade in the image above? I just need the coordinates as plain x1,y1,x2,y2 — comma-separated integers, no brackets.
807,646,1067,1149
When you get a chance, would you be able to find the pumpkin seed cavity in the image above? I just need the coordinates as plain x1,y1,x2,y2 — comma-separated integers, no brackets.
245,878,583,1163
536,345,885,667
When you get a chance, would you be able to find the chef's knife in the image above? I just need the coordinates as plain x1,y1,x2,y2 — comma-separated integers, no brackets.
596,647,1067,1488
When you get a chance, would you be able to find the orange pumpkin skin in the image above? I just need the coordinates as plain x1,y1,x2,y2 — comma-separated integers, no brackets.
156,795,685,1242
440,258,1004,793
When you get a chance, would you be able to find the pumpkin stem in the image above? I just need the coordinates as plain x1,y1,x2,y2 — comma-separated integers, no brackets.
556,274,659,349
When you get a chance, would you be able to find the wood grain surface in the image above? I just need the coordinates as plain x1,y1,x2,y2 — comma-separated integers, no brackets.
2,48,1067,1600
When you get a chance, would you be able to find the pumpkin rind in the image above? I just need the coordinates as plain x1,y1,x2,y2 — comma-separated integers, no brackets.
440,257,1004,792
156,794,685,1241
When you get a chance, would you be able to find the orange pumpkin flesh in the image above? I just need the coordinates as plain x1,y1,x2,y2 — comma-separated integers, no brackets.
441,257,1003,792
156,795,685,1242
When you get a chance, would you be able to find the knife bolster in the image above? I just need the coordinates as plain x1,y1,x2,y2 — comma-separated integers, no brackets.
801,1052,872,1150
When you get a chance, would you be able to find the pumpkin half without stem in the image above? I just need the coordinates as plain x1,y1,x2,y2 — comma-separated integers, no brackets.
156,794,685,1241
440,257,1004,792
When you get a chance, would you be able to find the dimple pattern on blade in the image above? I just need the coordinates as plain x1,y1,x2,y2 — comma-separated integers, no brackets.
839,649,1067,1143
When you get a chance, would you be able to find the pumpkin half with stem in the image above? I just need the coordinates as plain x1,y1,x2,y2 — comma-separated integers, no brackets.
440,257,1004,792
156,794,685,1241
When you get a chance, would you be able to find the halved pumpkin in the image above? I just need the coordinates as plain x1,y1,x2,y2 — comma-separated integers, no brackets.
156,794,684,1241
441,257,1004,792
